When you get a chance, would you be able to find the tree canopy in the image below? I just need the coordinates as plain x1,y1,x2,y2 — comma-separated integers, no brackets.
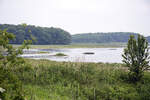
122,35,150,82
0,24,71,45
72,32,140,43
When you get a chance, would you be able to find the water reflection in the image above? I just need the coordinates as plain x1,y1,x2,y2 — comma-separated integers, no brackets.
22,48,124,63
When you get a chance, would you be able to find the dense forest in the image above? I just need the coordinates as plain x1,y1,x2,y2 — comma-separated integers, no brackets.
72,32,140,43
1,24,150,44
0,24,71,45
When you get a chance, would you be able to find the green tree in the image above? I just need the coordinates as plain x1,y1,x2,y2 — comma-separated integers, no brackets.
0,28,32,100
122,35,150,82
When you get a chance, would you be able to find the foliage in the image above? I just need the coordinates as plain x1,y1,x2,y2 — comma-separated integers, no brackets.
0,24,71,45
0,28,32,100
72,32,139,43
122,35,150,82
13,59,150,100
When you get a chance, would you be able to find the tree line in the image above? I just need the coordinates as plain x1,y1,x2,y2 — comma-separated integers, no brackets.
0,24,71,45
1,24,150,45
72,32,150,43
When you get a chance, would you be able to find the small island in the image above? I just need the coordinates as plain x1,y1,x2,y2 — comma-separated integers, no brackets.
83,52,95,55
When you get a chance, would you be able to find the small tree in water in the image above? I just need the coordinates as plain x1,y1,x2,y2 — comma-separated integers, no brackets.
122,35,150,82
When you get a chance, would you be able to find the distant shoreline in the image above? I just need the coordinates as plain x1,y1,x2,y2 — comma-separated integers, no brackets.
13,43,127,49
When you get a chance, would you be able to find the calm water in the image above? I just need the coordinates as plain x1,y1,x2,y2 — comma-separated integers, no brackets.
22,48,124,63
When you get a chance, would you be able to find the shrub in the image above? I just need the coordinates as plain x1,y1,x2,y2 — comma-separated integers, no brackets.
0,25,32,100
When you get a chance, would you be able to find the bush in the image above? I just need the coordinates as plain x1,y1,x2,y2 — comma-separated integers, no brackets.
0,27,32,99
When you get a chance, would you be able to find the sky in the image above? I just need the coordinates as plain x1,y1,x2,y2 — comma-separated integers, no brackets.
0,0,150,35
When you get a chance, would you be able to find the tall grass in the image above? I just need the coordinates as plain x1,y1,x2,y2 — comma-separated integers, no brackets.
13,59,150,100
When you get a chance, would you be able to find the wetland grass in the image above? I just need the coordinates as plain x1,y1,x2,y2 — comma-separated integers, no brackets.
14,59,150,100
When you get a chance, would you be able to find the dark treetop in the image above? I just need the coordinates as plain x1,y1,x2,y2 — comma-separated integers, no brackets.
0,24,71,45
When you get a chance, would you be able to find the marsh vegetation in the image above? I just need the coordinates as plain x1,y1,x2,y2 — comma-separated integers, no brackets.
13,60,150,100
1,29,150,100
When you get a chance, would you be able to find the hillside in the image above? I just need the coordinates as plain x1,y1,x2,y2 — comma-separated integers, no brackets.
0,24,71,45
72,32,140,43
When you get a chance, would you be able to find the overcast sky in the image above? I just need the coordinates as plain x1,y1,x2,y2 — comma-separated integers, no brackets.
0,0,150,35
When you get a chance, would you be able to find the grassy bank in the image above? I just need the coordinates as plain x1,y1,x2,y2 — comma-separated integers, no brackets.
13,43,126,49
12,59,150,100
